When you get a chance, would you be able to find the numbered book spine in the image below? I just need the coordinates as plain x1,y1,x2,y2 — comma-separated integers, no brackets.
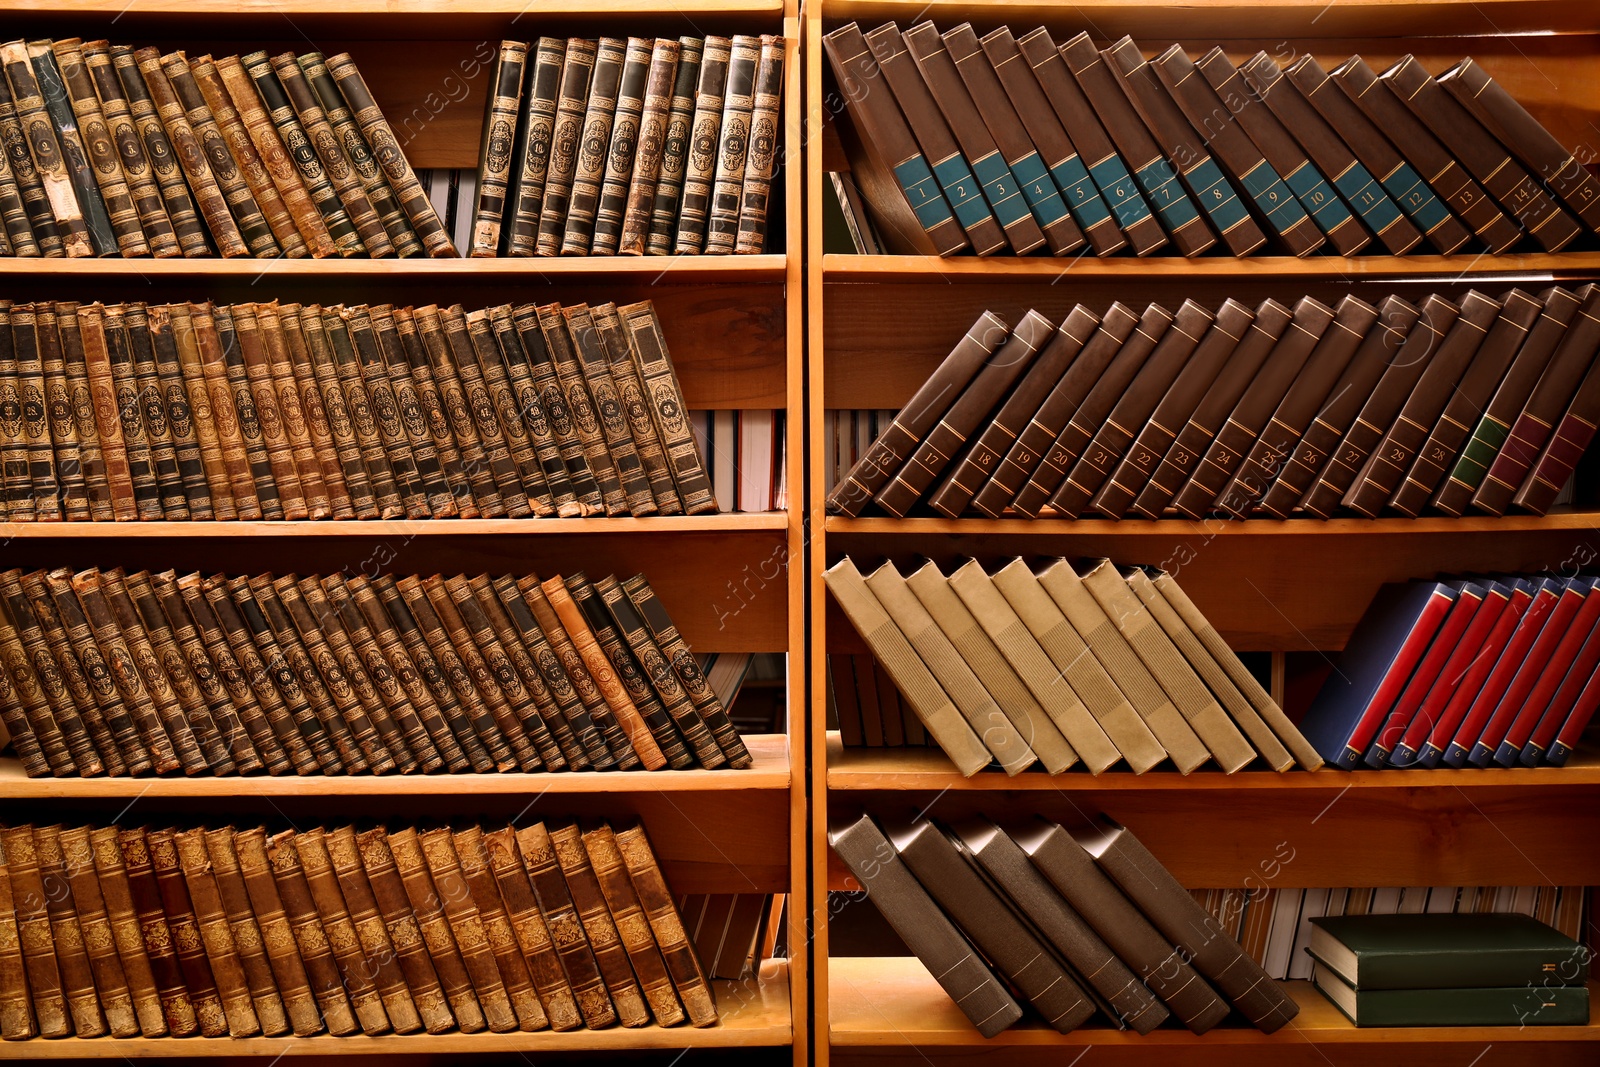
0,60,47,255
507,38,563,256
734,36,783,254
537,40,596,256
703,36,756,253
513,302,595,513
55,302,113,518
562,37,624,255
52,39,148,256
322,307,401,516
540,303,622,512
674,36,729,253
648,38,702,254
619,301,716,513
593,38,650,255
487,304,571,514
190,55,305,257
619,40,681,255
471,40,528,256
481,826,583,1030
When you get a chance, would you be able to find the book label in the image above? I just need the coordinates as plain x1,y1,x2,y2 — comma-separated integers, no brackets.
1133,156,1200,232
892,152,957,233
930,153,994,233
1332,161,1403,234
1183,156,1250,234
1282,160,1354,233
1087,153,1154,229
1238,159,1311,231
1380,161,1452,235
1008,150,1071,228
1450,416,1510,488
1048,154,1113,228
970,151,1031,230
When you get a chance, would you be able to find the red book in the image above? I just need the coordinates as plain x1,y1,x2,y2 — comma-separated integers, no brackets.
1547,666,1600,766
1393,581,1511,766
1467,577,1588,766
1420,580,1533,767
1494,575,1600,764
1523,612,1600,764
1364,582,1485,767
1441,578,1563,766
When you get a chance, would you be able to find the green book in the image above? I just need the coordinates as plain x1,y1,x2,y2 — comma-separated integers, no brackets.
1312,963,1590,1028
1310,914,1587,991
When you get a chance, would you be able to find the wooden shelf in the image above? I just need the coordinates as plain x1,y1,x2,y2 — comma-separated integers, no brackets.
0,254,787,283
825,510,1600,537
0,513,787,539
4,963,790,1058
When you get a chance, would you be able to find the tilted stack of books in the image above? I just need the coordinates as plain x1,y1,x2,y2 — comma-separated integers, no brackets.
0,566,752,779
0,819,715,1040
824,23,1597,258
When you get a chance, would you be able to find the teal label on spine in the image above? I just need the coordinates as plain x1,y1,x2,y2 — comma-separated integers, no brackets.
1283,160,1354,232
970,151,1030,229
931,153,994,233
1008,151,1070,228
1333,162,1402,233
1134,157,1199,231
1238,159,1310,230
1087,153,1154,229
1184,156,1249,234
1380,162,1451,234
1050,155,1112,228
892,153,955,233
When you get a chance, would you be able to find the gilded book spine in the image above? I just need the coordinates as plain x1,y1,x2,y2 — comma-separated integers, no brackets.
647,38,702,254
409,828,520,1032
20,570,127,774
86,826,167,1035
279,304,354,517
515,823,615,1028
110,46,206,254
441,304,532,516
323,307,402,516
165,304,236,519
171,829,276,1035
562,37,624,255
229,303,306,518
536,40,596,256
487,304,570,514
563,303,653,513
143,829,230,1035
146,304,213,517
542,302,625,513
258,830,370,1033
549,823,651,1026
703,35,758,254
482,826,583,1030
735,36,783,254
52,38,149,256
592,302,678,512
28,42,114,254
10,304,59,519
675,37,729,253
0,833,37,1039
506,38,563,257
123,302,188,517
617,40,680,255
322,827,437,1031
615,824,717,1025
190,303,263,517
471,41,528,257
593,39,650,255
58,827,140,1035
256,301,330,517
54,303,112,518
32,826,110,1036
290,828,404,1033
1,42,91,256
584,825,685,1024
81,42,177,256
114,828,199,1035
619,300,716,512
45,568,157,770
350,828,463,1033
0,67,46,255
449,827,550,1031
3,827,69,1036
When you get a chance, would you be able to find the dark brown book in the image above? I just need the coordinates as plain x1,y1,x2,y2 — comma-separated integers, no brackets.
387,308,470,515
544,573,663,768
1242,51,1423,255
515,823,615,1028
506,303,585,515
548,823,650,1026
469,306,555,515
1513,349,1600,514
51,39,145,256
481,826,583,1031
0,572,99,775
1382,55,1581,252
309,310,386,517
77,40,174,256
0,96,34,256
471,40,528,255
115,828,200,1035
0,596,75,776
559,36,623,254
345,305,426,516
227,304,301,517
10,305,61,520
674,36,730,254
195,305,266,518
146,304,213,516
1345,290,1504,515
7,831,69,1038
619,39,680,256
280,304,354,518
19,570,126,774
0,304,34,520
30,41,115,255
2,43,91,257
43,568,152,772
1016,302,1174,517
735,35,783,255
1330,56,1522,253
586,36,650,255
584,825,686,1025
944,23,1086,256
592,302,672,512
119,304,188,518
1299,294,1462,517
506,37,563,256
615,823,718,1027
414,304,503,516
538,303,622,513
35,307,90,520
170,828,273,1035
167,303,237,518
84,826,166,1036
702,35,754,255
536,40,596,258
516,574,637,768
1052,300,1216,517
563,304,654,513
618,301,716,514
239,826,356,1035
144,828,231,1034
31,826,110,1036
449,826,549,1031
1218,295,1384,517
649,37,703,254
112,44,209,255
0,59,61,257
371,304,454,516
257,303,331,516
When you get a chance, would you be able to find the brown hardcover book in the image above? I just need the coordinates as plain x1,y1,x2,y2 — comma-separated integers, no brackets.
117,305,183,517
268,52,393,256
84,43,182,256
674,36,730,253
107,48,205,256
614,823,717,1026
54,308,113,519
170,828,275,1035
239,827,356,1034
561,36,624,254
52,39,148,256
1345,290,1503,515
734,35,783,255
445,305,533,516
3,829,66,1037
589,37,649,255
569,572,689,767
21,569,125,774
584,825,685,1024
237,51,363,255
10,305,61,520
464,307,551,513
595,304,677,511
1392,289,1544,514
0,572,98,775
0,97,33,255
472,40,528,256
510,302,590,514
536,303,622,513
344,304,425,516
625,38,685,254
1243,52,1423,255
114,828,201,1035
30,41,115,255
0,60,61,256
481,826,583,1030
166,304,237,517
205,828,321,1035
414,304,502,516
618,301,715,513
257,303,332,515
322,306,401,516
144,828,230,1034
649,37,703,254
0,597,70,776
563,304,654,513
86,826,167,1035
31,826,109,1035
383,827,501,1032
536,40,596,257
42,569,150,772
146,304,212,516
506,37,563,256
280,304,354,517
548,823,650,1026
386,308,467,515
497,304,577,514
1,43,91,257
702,35,753,254
59,827,139,1034
1299,294,1460,517
513,823,614,1027
371,304,453,516
1219,295,1385,517
229,304,304,517
449,827,549,1031
1383,55,1581,252
35,307,90,520
0,305,34,519
1513,352,1600,514
196,305,266,517
171,55,286,254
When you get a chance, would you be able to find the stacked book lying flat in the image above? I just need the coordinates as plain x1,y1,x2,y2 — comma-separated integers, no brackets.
0,39,450,258
823,22,1598,258
1302,573,1600,770
832,814,1299,1037
826,289,1600,520
823,555,1321,775
0,818,715,1040
0,298,715,522
0,566,753,779
469,35,785,257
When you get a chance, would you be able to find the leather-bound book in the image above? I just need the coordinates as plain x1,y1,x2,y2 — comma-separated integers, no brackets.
1020,820,1231,1033
515,823,615,1028
280,304,355,517
535,40,595,257
593,302,676,513
205,827,316,1035
1330,56,1521,252
3,828,66,1037
85,826,166,1035
648,37,702,253
877,309,1052,517
1243,52,1422,255
536,302,620,513
442,305,535,516
31,826,110,1035
52,39,147,256
831,815,1019,1037
0,571,101,775
35,306,92,520
20,570,125,774
414,305,503,516
144,828,231,1034
81,40,176,255
172,828,281,1034
272,304,343,514
1525,599,1600,765
235,827,350,1035
612,823,718,1026
0,595,75,775
0,304,36,519
1054,300,1215,516
0,86,35,255
480,826,583,1031
619,300,717,514
1220,295,1382,517
209,305,281,518
6,43,95,256
621,39,682,255
0,59,62,256
544,573,663,768
120,303,189,517
112,828,202,1035
583,826,685,1025
346,305,429,515
466,310,545,515
1473,285,1600,514
830,309,1009,516
1345,290,1503,515
560,37,623,254
43,568,150,772
499,303,583,513
1015,302,1172,517
113,44,212,255
373,305,455,515
702,35,754,254
450,826,549,1031
144,305,212,516
588,38,647,255
506,37,563,256
167,303,239,517
1287,55,1471,253
231,303,309,517
674,36,730,253
734,35,783,255
1512,348,1600,513
563,304,654,513
1382,55,1581,252
8,305,61,519
29,42,113,253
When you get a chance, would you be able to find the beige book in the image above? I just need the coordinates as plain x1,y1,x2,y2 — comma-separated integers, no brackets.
992,560,1165,774
864,562,1035,775
947,560,1119,774
1035,559,1210,775
904,561,1077,773
1125,568,1294,772
1080,560,1256,773
823,558,991,776
1148,570,1324,770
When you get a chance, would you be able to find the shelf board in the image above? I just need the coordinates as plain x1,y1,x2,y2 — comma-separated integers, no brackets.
824,510,1600,537
0,735,788,797
825,736,1600,791
12,963,789,1057
0,254,786,283
0,513,787,539
829,956,1599,1048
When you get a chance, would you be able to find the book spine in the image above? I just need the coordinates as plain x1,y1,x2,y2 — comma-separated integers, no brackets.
570,572,690,767
547,823,650,1026
564,304,653,513
10,43,96,256
614,824,718,1026
591,302,677,513
536,40,596,257
31,825,110,1035
116,828,207,1035
130,48,242,256
734,36,783,255
189,54,305,257
41,568,152,771
9,305,60,519
85,826,167,1035
434,305,529,516
648,38,703,254
57,304,115,518
279,304,353,517
405,307,491,514
29,43,113,257
104,48,203,258
371,304,453,515
0,304,35,519
1,571,100,773
615,39,680,256
344,304,425,515
506,38,563,256
187,304,261,516
618,300,716,513
479,307,557,515
480,826,583,1030
511,823,615,1028
171,828,273,1034
145,304,212,516
703,35,764,255
229,303,306,517
448,827,549,1030
517,574,638,768
584,826,685,1024
562,37,624,255
27,572,126,777
590,39,644,252
76,43,172,257
166,304,236,518
534,303,618,512
52,39,148,256
513,303,596,513
143,829,231,1034
0,63,47,255
312,575,431,767
321,308,401,516
33,306,90,520
470,41,527,256
2,830,67,1038
675,36,729,253
543,574,664,768
116,307,182,518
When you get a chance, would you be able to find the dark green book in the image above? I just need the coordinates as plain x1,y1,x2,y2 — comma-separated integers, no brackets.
1309,914,1588,991
1312,963,1590,1028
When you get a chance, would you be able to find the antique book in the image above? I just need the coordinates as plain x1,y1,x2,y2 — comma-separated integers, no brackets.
445,305,536,515
38,568,147,772
592,302,675,512
536,302,619,512
210,305,283,518
564,304,654,512
202,829,313,1037
451,827,550,1030
372,305,453,516
145,304,213,515
4,42,93,256
121,303,191,517
51,39,148,255
71,44,167,258
613,823,719,1027
145,828,232,1034
28,42,114,253
58,306,112,517
536,39,596,257
172,828,281,1034
583,826,685,1025
619,39,681,255
113,829,205,1035
674,36,730,253
281,304,355,516
346,304,427,515
4,828,67,1037
166,303,237,517
414,304,502,515
31,825,111,1036
0,60,61,256
702,35,752,254
619,300,716,513
0,303,39,518
232,303,309,517
649,37,704,254
10,305,62,519
561,37,624,254
34,306,91,520
85,826,167,1036
480,826,583,1030
514,823,615,1028
506,37,563,256
734,35,782,255
1512,345,1600,514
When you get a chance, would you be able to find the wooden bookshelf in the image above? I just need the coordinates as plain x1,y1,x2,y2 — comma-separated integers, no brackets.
0,0,807,1062
808,0,1600,1061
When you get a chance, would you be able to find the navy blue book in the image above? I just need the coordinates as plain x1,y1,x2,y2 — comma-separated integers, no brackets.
1300,581,1457,770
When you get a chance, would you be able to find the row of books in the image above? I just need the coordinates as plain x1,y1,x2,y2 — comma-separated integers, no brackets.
690,409,787,513
823,555,1321,776
825,22,1599,258
0,298,716,522
0,566,753,780
833,814,1298,1037
0,40,450,259
826,288,1600,521
0,819,714,1040
470,35,783,258
680,892,784,982
1304,574,1600,771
